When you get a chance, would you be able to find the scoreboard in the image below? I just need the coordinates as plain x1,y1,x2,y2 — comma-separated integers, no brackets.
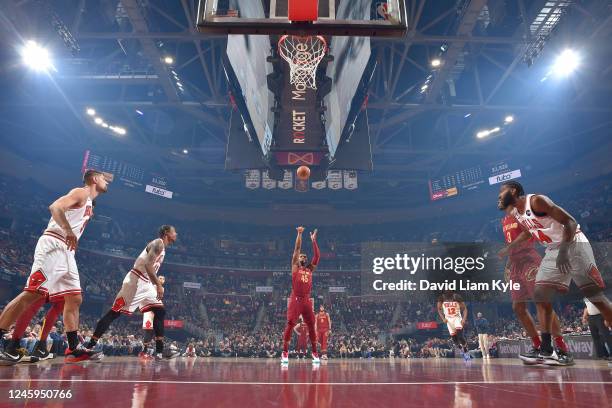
429,161,522,201
82,150,173,199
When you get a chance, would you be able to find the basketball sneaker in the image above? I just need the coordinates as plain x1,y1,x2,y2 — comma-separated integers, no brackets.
555,349,575,366
281,351,289,364
321,354,328,360
312,352,320,364
519,347,543,365
28,341,53,362
64,347,100,363
539,349,561,366
166,350,181,360
0,349,22,365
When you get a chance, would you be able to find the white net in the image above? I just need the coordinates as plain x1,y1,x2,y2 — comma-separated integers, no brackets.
277,35,327,90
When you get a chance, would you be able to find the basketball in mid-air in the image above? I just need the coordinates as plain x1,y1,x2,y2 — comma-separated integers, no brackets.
296,166,310,180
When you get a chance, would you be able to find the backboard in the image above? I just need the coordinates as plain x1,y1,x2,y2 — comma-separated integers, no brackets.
197,0,407,37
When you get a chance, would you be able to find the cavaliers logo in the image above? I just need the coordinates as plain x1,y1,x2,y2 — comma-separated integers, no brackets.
526,265,538,282
288,152,314,165
28,270,46,289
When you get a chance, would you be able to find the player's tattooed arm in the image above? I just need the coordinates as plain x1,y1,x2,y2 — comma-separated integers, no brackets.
531,194,576,274
48,188,89,251
531,195,578,245
292,226,304,266
143,238,164,287
436,300,446,323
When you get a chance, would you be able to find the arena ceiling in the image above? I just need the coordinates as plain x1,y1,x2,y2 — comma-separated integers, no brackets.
0,0,611,209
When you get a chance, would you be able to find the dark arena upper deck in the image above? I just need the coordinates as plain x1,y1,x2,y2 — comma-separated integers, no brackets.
0,0,611,407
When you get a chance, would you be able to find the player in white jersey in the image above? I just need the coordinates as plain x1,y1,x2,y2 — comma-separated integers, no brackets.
437,292,470,360
498,180,612,364
86,226,179,360
0,170,109,365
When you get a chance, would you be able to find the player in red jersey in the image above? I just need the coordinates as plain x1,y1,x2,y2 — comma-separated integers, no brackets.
315,305,331,360
294,317,309,359
500,212,572,365
281,226,320,364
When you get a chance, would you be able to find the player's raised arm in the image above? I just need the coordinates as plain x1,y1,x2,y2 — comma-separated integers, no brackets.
292,226,304,266
143,239,164,297
310,229,320,270
48,188,89,251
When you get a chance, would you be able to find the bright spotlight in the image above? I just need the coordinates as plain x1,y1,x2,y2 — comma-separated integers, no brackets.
552,49,580,77
94,117,103,125
431,58,441,68
476,130,490,139
113,127,127,135
504,115,514,124
182,149,189,154
21,41,54,72
164,56,174,65
101,123,109,128
86,108,96,116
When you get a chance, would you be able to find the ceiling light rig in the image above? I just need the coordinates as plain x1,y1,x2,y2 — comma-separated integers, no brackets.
84,108,127,136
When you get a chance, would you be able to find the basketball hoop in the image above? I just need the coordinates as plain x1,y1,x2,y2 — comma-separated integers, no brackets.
278,35,327,90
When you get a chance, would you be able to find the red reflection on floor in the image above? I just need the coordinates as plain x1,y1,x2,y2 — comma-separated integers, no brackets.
0,357,610,407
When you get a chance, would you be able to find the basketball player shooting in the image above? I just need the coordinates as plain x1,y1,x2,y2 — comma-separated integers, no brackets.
0,170,108,365
437,291,471,360
498,181,612,365
86,226,179,361
281,227,320,364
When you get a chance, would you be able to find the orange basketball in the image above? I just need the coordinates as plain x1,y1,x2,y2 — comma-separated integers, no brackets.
296,166,310,180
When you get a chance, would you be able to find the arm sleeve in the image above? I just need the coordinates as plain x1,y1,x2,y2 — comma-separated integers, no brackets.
311,240,320,266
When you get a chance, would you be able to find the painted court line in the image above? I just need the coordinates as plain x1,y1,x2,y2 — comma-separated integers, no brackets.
0,379,611,386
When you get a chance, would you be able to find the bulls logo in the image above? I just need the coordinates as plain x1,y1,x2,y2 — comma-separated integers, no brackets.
28,270,46,289
145,320,152,329
112,297,126,312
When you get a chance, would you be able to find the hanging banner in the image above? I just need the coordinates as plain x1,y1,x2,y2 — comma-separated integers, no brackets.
312,180,327,189
245,170,261,189
327,170,343,190
278,170,293,189
262,171,277,189
343,170,358,190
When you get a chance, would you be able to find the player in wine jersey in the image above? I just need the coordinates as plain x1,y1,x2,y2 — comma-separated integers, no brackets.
498,181,612,364
499,212,572,365
281,227,320,364
0,170,108,365
139,275,165,359
294,317,309,359
437,292,470,360
86,226,179,361
315,305,331,360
